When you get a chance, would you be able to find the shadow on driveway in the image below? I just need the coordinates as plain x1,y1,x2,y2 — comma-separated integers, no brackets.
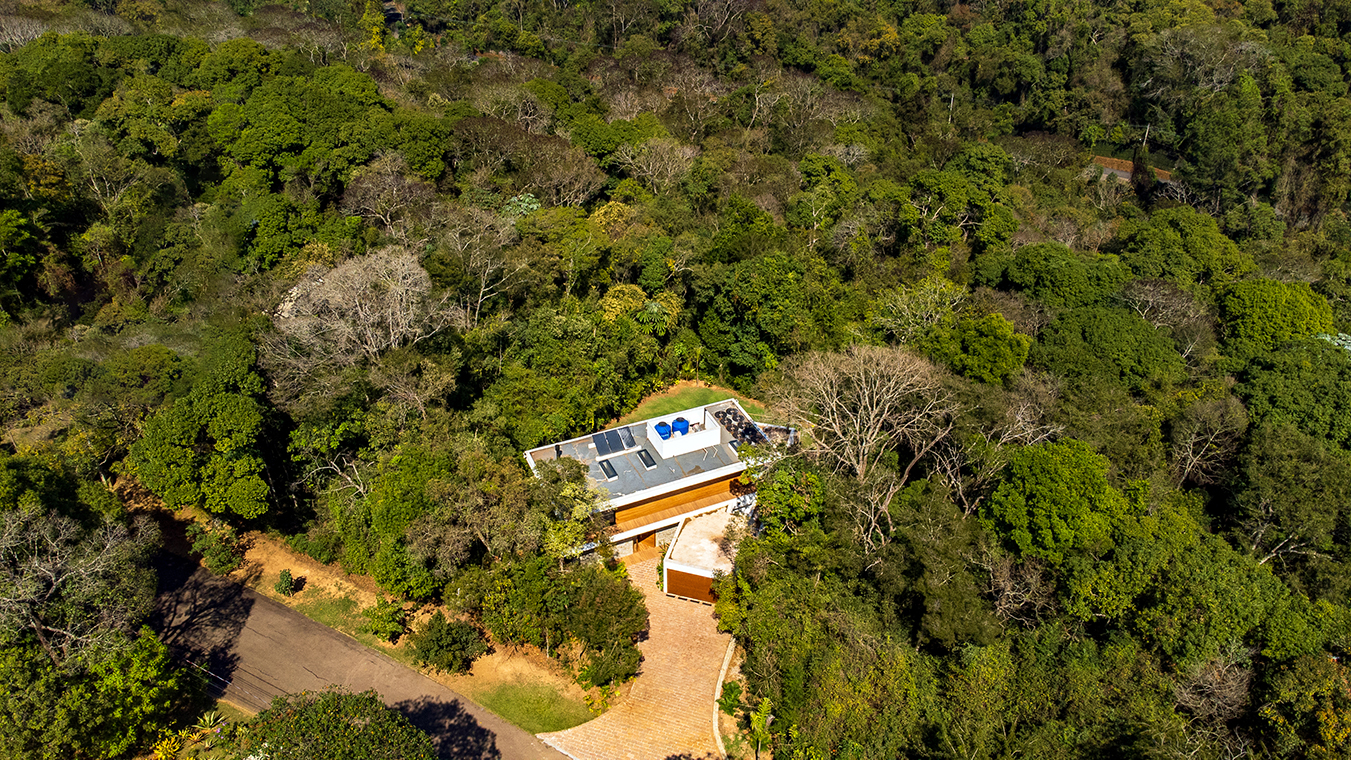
146,523,561,759
396,696,502,759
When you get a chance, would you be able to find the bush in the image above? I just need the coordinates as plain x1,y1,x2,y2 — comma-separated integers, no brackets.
411,612,488,674
186,521,244,575
580,643,641,689
718,680,743,715
360,597,409,643
466,559,649,686
224,689,434,760
274,569,295,596
288,526,342,565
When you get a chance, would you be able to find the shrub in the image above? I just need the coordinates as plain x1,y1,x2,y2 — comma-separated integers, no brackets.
580,643,641,689
186,521,244,575
288,526,342,565
718,680,743,715
465,559,649,686
274,569,295,596
412,612,488,673
360,597,409,643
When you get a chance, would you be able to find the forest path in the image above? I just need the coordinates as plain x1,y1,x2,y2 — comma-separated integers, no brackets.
538,559,730,760
149,552,566,760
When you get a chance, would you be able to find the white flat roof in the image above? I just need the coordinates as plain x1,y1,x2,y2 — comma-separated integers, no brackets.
524,399,767,508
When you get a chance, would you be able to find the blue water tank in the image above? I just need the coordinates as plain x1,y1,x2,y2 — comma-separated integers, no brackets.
672,417,690,436
655,421,672,440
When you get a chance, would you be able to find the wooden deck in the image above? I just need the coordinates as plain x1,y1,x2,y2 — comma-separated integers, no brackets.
619,546,663,566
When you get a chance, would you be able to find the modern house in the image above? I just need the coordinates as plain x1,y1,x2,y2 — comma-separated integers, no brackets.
523,398,791,602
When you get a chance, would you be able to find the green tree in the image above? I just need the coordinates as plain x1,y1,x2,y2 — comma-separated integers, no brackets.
983,439,1131,565
939,643,1015,760
1032,306,1186,392
226,689,435,760
1113,205,1256,289
1231,423,1351,593
927,313,1031,385
1260,654,1351,758
1133,535,1287,667
1220,279,1334,364
1238,337,1351,451
976,243,1129,309
750,458,826,536
0,630,188,760
128,334,274,520
411,611,487,673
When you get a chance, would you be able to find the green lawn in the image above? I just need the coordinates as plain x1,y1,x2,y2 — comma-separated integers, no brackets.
291,591,419,665
467,681,595,734
618,385,769,424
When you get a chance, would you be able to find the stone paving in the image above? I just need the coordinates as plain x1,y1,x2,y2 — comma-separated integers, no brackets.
538,559,730,760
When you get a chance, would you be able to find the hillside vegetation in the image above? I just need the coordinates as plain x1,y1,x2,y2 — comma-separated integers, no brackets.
2,0,1351,755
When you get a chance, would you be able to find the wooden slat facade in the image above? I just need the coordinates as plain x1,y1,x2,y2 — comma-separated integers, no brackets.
666,569,715,603
613,473,741,533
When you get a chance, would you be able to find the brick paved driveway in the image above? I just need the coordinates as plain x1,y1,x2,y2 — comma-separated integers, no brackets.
538,559,731,760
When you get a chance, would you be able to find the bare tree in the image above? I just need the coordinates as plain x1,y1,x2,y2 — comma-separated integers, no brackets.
0,16,48,53
0,100,66,156
342,152,437,247
1168,645,1256,760
264,247,461,399
433,204,526,329
519,139,607,207
612,137,700,193
470,83,553,135
369,350,459,421
871,275,966,345
1119,278,1217,364
932,372,1063,517
1170,396,1248,485
774,345,959,542
1175,648,1254,723
675,0,747,47
0,511,159,667
65,122,161,221
976,549,1057,627
1240,496,1329,567
662,60,729,140
743,72,784,133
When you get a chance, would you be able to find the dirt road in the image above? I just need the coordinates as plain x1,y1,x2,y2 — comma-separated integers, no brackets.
149,552,567,760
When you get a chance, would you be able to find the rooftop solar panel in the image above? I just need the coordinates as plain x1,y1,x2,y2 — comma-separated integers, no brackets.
593,433,612,456
599,459,618,480
604,430,623,453
617,426,636,449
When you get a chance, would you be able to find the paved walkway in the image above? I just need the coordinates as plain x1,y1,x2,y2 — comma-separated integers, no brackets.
149,552,565,760
538,559,730,760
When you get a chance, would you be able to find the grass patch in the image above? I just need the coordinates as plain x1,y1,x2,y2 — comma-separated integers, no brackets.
619,384,768,424
468,681,594,734
290,591,418,666
215,699,256,721
293,592,364,632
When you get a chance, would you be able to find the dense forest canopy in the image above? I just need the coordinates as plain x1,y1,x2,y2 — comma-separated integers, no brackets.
2,0,1351,754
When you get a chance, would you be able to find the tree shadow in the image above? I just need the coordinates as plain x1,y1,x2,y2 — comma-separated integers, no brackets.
392,696,502,760
148,547,261,705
